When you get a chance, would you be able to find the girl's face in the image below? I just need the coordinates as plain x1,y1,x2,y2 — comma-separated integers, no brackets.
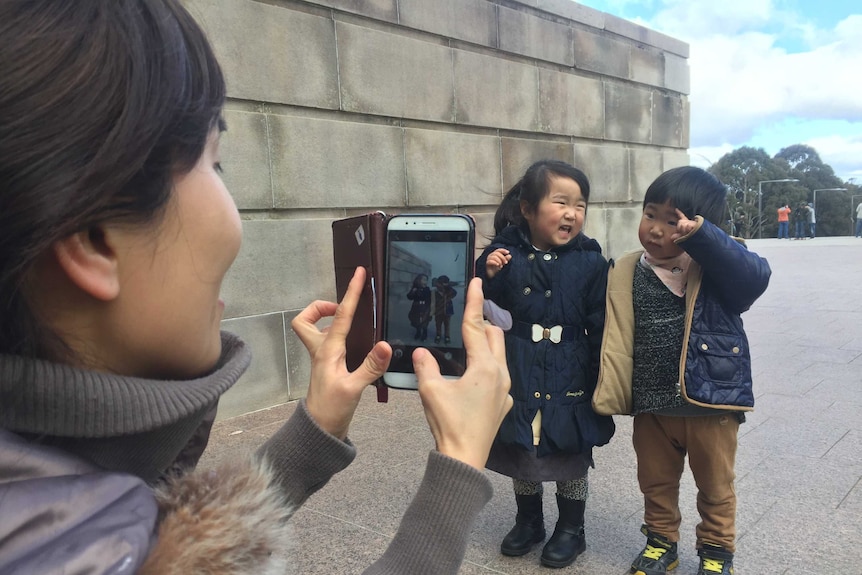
639,200,685,259
521,175,586,251
101,128,242,378
419,276,427,287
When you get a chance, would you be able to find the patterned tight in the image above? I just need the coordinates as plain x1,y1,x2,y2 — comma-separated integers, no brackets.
513,475,588,500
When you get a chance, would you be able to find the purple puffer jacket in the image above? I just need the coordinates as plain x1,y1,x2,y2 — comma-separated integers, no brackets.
0,428,158,574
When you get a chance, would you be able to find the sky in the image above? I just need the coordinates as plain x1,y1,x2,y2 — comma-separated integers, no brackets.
573,0,862,182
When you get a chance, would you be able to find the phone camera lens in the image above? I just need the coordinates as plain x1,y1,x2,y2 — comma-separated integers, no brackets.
424,234,431,240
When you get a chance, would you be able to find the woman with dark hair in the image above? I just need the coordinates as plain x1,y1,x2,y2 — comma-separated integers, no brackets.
0,1,512,573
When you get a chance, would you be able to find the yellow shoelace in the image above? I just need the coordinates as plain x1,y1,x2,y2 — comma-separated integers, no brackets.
642,545,669,560
701,558,726,573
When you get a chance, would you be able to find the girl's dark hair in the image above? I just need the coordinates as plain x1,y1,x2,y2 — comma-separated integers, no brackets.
493,160,591,235
0,0,226,358
643,166,727,226
412,274,428,287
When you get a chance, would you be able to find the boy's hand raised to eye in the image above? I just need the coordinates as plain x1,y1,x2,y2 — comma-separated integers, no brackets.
672,208,697,240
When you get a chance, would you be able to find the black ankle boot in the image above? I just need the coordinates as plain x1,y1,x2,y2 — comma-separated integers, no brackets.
540,495,586,568
500,493,545,556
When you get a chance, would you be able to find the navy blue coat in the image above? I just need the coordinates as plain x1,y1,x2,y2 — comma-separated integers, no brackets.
682,218,771,407
477,226,615,456
593,217,772,416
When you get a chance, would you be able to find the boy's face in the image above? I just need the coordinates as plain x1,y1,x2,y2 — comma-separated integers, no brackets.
639,200,685,259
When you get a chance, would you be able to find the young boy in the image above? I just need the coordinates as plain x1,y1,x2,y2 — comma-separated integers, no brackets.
593,167,771,575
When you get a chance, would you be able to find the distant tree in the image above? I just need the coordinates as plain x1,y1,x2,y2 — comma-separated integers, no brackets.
776,144,824,171
709,147,799,238
708,144,857,237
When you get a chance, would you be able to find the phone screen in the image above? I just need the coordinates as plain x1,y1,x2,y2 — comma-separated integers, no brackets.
384,219,474,383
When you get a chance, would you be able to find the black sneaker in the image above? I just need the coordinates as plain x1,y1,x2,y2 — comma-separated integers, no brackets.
630,525,679,575
696,544,734,575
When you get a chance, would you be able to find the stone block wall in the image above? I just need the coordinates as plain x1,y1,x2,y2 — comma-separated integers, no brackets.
186,0,690,418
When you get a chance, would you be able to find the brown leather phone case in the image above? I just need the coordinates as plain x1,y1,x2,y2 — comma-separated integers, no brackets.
332,212,389,402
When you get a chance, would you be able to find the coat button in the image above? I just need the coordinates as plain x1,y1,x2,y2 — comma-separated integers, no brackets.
701,343,708,351
543,253,552,261
523,287,531,295
545,393,551,400
534,391,541,398
528,253,535,261
732,346,740,354
544,290,552,298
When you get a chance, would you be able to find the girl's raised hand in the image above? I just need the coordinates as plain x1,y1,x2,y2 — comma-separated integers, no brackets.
672,208,698,240
413,278,513,470
485,248,512,279
292,267,392,440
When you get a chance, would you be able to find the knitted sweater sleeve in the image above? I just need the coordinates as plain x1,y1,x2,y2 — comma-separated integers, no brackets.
257,400,357,508
362,452,493,575
258,401,492,574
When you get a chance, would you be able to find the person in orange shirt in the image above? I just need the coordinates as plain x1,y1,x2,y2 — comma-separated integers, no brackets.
777,204,791,239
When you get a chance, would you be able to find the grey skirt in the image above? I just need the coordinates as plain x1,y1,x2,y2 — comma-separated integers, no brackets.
486,440,593,482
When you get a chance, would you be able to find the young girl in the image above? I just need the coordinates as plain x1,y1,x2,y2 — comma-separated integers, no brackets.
407,273,431,340
593,166,771,575
0,2,513,573
432,274,457,344
477,159,615,568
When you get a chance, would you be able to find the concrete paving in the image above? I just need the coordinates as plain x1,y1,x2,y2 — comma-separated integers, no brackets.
199,236,862,575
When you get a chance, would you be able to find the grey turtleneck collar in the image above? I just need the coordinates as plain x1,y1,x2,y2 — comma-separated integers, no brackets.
0,331,251,482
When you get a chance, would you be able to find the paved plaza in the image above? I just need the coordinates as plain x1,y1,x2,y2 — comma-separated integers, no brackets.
200,236,862,575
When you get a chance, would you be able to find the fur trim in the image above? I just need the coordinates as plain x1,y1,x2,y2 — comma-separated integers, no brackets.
140,458,294,575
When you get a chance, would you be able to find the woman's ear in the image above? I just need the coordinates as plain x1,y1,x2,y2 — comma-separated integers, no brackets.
52,227,120,301
519,199,532,220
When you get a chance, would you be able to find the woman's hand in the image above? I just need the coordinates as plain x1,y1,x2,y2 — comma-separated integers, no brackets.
484,248,511,279
292,267,392,440
414,278,513,470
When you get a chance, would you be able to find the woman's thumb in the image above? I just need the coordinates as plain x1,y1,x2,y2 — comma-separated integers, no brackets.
412,348,442,384
358,341,392,383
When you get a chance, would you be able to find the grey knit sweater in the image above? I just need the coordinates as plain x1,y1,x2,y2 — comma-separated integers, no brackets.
632,264,687,414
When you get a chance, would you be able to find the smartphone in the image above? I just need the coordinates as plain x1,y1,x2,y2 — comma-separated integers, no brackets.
382,214,475,390
332,212,388,373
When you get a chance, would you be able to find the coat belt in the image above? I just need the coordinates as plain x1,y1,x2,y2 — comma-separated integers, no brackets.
510,321,576,343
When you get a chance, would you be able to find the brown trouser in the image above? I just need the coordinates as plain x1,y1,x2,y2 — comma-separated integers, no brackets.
632,412,739,551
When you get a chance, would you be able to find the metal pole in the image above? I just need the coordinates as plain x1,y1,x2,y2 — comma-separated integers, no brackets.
758,181,763,239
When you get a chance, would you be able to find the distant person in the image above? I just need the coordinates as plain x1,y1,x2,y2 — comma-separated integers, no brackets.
808,202,816,238
407,273,431,340
855,202,862,237
593,166,771,575
732,212,746,238
777,204,791,239
432,275,457,344
792,202,808,239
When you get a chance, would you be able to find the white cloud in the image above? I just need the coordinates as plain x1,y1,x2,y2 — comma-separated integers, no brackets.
641,4,862,148
805,134,862,181
652,0,775,38
688,144,736,169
